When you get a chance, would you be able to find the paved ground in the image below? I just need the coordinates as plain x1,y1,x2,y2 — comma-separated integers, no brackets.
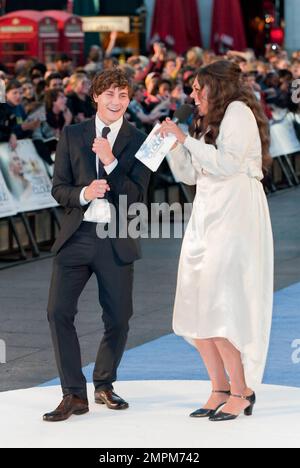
0,187,299,392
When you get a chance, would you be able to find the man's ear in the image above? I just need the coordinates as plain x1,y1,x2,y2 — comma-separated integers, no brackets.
93,94,99,104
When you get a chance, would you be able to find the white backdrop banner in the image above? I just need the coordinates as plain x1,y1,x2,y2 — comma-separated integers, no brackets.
0,139,57,214
270,112,300,158
0,169,17,218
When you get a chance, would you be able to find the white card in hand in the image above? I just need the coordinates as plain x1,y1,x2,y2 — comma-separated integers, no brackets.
135,123,177,172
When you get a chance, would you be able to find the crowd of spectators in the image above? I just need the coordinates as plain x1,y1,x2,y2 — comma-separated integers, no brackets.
1,33,300,176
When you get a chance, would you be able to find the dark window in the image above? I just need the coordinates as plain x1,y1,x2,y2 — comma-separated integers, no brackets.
5,0,67,12
3,43,29,52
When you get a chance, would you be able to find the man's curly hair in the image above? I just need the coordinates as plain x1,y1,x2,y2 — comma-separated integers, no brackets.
90,68,133,102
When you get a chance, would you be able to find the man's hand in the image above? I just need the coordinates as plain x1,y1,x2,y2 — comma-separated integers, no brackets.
84,179,111,202
92,137,116,166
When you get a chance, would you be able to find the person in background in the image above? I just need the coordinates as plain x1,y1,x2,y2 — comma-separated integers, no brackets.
163,57,184,81
1,78,17,150
275,70,296,111
54,53,73,79
144,72,161,107
46,62,57,74
21,80,39,115
14,59,29,79
202,50,218,66
255,61,272,88
45,89,73,138
156,79,172,105
228,54,249,73
261,72,280,103
84,32,119,74
66,73,95,123
29,67,46,102
148,42,167,73
127,56,145,81
136,42,167,82
118,64,136,83
0,102,17,150
4,80,58,166
103,57,119,70
84,46,103,74
128,84,169,132
186,47,203,70
45,73,63,92
243,72,263,101
182,70,197,100
5,79,40,140
242,71,273,120
291,59,300,79
170,82,187,111
30,63,47,81
30,90,67,168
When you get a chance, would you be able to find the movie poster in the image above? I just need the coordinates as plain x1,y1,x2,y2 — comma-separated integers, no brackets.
0,139,57,213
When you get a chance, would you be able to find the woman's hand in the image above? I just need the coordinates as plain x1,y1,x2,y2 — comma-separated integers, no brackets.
159,118,187,145
64,107,73,126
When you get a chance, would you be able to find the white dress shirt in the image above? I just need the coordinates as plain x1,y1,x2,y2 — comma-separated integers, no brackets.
80,114,123,223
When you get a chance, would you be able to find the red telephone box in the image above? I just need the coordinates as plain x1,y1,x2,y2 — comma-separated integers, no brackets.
0,10,59,71
43,11,84,67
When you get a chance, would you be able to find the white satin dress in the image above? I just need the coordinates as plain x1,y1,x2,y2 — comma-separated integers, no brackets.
167,101,274,386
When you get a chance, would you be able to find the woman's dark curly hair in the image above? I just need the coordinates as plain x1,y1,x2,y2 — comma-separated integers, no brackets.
191,60,272,174
44,88,65,112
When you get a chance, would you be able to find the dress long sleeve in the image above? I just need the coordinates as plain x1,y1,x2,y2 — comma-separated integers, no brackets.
183,101,261,177
166,143,197,186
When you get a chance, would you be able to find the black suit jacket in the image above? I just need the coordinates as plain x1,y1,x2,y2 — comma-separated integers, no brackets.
51,117,151,264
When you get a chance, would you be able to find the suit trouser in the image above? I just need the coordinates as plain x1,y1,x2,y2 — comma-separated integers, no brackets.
47,222,134,400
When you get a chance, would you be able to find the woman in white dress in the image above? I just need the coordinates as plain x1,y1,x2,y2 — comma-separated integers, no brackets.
160,61,274,422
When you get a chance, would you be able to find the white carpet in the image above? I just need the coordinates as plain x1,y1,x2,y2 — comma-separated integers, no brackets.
0,381,299,448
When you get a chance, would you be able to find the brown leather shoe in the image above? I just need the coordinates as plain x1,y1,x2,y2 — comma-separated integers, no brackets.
94,390,129,410
43,395,89,422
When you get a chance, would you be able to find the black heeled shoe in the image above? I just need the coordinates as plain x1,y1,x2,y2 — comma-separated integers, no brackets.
209,392,256,422
189,390,231,418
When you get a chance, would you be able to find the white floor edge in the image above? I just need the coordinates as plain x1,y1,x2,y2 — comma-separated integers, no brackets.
0,381,299,448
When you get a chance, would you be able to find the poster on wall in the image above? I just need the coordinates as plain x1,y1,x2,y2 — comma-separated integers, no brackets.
0,169,17,218
0,139,57,213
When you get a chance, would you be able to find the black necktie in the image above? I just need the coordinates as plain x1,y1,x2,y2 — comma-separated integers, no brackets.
97,126,111,179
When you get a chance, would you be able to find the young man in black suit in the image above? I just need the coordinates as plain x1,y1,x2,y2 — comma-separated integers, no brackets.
44,69,151,422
